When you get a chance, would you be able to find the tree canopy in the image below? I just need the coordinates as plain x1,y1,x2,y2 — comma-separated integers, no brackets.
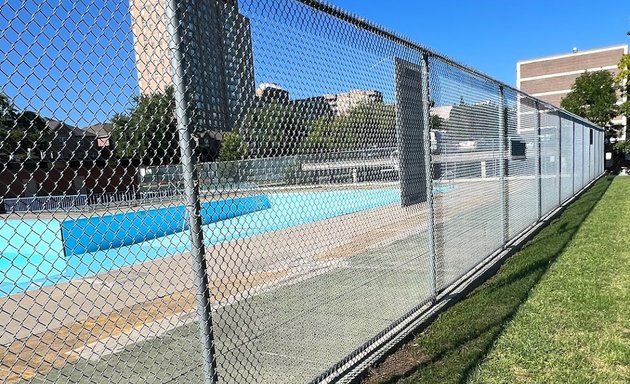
440,101,501,140
615,54,630,119
561,70,619,136
217,130,245,162
219,101,399,160
0,92,46,161
239,102,311,158
299,103,396,154
110,86,180,165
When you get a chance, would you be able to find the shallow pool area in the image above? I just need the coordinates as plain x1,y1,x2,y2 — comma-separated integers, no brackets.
0,188,405,296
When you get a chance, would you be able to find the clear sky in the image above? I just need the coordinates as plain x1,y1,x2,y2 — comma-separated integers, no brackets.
325,0,630,85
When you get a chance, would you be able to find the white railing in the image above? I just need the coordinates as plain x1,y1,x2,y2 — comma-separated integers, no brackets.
3,195,89,213
3,189,184,213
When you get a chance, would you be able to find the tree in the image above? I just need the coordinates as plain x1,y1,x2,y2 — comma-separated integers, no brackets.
614,140,630,154
430,114,444,131
617,54,630,94
615,54,630,137
561,70,619,137
218,130,245,161
110,86,179,165
440,101,501,141
0,92,46,161
0,93,15,128
240,102,310,158
300,103,396,153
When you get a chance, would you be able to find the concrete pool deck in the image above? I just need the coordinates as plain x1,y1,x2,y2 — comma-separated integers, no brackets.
0,178,535,383
0,192,430,383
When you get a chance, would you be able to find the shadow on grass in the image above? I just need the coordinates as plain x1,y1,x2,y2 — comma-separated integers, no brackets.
366,176,614,384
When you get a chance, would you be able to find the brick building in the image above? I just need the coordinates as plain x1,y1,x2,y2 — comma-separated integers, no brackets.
517,45,627,139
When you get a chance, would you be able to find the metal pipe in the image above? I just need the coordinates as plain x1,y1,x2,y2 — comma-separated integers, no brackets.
166,1,217,382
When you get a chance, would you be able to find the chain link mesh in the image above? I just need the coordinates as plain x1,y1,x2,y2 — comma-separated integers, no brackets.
0,0,605,383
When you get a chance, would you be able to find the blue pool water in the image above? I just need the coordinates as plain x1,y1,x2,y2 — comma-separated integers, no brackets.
0,188,402,296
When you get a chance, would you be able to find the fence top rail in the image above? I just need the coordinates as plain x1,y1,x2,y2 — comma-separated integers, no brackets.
297,0,604,132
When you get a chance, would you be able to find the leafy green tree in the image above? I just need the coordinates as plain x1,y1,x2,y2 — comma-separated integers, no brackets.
616,54,630,112
430,114,444,131
0,92,46,161
240,102,310,158
300,103,396,153
615,54,630,139
218,130,246,161
110,86,179,165
440,101,501,141
0,93,15,127
614,140,630,154
561,70,619,137
300,116,335,153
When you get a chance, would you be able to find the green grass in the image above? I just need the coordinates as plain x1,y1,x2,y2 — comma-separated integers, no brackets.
469,177,630,383
366,176,629,384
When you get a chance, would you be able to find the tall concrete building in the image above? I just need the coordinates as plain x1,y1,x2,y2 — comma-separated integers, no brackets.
253,85,383,118
129,0,256,143
517,45,627,138
324,90,384,116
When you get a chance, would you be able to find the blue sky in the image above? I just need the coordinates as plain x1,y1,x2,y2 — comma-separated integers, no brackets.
1,0,628,127
325,0,630,85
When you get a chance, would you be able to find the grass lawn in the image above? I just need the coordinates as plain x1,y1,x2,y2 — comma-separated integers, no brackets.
364,175,629,384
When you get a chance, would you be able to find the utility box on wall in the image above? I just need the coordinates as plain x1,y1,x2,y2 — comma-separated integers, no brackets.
395,57,428,207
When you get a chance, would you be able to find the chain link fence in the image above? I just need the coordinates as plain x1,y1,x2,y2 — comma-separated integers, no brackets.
0,0,604,383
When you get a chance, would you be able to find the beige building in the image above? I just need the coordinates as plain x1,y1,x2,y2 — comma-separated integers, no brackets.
129,1,170,94
517,45,627,138
323,90,384,116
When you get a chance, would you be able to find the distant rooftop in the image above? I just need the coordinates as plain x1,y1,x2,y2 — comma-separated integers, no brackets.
517,44,628,65
84,123,114,138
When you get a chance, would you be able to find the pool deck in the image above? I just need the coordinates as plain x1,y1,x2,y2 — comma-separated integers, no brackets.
0,178,536,383
0,193,429,383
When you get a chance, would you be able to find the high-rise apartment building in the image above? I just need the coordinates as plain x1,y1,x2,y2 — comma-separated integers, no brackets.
517,45,627,138
129,0,256,140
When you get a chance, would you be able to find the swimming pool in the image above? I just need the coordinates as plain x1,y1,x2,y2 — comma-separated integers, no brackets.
0,188,402,296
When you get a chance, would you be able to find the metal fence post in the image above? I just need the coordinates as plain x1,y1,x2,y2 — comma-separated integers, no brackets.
535,102,542,219
558,113,562,205
498,86,508,244
166,1,217,383
572,120,577,194
588,127,592,181
420,52,439,295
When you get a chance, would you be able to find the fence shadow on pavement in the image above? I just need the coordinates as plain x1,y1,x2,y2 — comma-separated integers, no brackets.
364,176,614,384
